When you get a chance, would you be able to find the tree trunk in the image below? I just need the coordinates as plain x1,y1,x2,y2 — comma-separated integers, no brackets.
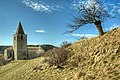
94,21,104,35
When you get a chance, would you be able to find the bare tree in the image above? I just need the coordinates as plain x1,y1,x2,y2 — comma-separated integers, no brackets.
67,0,111,35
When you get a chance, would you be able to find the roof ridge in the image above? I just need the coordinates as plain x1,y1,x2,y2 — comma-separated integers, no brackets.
16,22,25,34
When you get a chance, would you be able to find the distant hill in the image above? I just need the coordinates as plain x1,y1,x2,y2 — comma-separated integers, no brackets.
0,27,120,80
0,44,57,54
28,44,57,51
40,44,58,51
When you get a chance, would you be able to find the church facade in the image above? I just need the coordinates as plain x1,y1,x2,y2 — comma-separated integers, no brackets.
4,22,44,60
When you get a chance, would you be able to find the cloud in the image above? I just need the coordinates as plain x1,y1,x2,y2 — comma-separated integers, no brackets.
118,9,120,14
62,39,70,42
34,29,46,33
107,2,120,16
71,0,100,10
109,5,118,16
110,24,119,30
71,0,84,10
108,3,115,6
104,24,120,31
71,0,120,16
22,0,62,13
70,33,98,38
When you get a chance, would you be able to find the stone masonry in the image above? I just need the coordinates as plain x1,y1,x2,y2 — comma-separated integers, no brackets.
13,22,28,60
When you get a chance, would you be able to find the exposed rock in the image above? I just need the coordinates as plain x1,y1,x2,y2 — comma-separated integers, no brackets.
67,27,120,80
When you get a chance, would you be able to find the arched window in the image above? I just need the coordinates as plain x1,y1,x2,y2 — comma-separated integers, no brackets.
21,35,23,40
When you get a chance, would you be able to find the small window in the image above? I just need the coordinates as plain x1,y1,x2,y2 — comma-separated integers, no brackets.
21,35,23,40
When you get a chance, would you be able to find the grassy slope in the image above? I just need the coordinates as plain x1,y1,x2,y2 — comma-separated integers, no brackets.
67,27,120,80
0,27,120,80
0,57,75,80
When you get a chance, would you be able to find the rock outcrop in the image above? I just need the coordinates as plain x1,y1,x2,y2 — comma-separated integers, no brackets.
67,27,120,80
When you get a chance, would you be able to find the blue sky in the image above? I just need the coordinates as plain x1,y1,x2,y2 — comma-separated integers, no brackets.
0,0,120,46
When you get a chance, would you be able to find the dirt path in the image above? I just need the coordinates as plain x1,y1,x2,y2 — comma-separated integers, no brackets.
0,60,28,78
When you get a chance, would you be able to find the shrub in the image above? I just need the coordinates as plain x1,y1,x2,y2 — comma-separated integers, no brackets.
41,48,70,66
0,54,6,66
41,44,57,51
61,41,72,48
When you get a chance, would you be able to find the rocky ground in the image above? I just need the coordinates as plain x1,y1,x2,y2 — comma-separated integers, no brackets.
67,27,120,80
0,27,120,80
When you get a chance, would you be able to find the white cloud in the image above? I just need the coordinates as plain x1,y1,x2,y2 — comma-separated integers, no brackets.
70,33,98,38
22,0,62,13
110,24,119,30
117,2,120,6
72,0,100,10
108,3,115,6
105,24,120,31
63,39,70,42
72,0,120,16
34,29,46,33
107,2,120,16
118,9,120,14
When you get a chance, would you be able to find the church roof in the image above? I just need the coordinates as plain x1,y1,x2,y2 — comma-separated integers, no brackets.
16,22,25,34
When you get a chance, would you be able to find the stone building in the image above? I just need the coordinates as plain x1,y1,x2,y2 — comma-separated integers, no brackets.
13,22,28,60
4,22,44,60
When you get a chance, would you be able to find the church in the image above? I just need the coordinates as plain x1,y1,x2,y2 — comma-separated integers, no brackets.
4,22,44,60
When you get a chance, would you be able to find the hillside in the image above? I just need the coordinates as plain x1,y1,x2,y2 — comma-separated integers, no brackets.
0,44,56,54
0,27,120,80
67,27,120,80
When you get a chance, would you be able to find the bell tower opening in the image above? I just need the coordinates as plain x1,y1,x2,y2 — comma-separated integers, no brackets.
21,35,23,40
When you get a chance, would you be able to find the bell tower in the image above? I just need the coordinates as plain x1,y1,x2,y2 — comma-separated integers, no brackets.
13,22,28,60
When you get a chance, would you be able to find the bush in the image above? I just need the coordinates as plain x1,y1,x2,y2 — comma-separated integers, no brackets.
41,44,57,51
0,54,6,66
61,41,72,48
41,48,70,66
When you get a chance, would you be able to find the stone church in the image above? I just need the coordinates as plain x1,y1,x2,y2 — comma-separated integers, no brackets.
4,22,44,60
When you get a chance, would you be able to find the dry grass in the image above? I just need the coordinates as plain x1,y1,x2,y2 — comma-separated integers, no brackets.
0,54,6,66
0,27,120,80
40,48,70,67
66,27,120,80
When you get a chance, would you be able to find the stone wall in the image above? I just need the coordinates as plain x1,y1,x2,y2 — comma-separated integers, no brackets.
4,48,13,60
13,34,28,60
28,47,44,59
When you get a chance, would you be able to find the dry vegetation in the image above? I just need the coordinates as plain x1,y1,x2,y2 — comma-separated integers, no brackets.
0,54,6,66
66,27,120,80
40,48,70,67
0,27,120,80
